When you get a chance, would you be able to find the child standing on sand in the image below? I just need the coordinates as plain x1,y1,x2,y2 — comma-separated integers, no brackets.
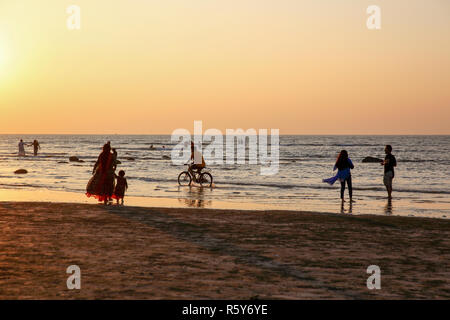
112,170,128,205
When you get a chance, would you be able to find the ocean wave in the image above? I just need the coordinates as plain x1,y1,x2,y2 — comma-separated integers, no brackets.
0,183,46,189
331,143,378,147
117,147,170,152
398,159,450,164
127,176,174,183
213,180,450,195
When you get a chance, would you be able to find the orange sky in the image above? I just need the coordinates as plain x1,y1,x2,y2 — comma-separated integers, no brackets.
0,0,449,134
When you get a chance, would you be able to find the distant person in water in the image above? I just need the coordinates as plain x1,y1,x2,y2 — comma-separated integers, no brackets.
18,139,26,156
112,170,128,205
323,150,354,202
111,148,118,171
381,145,397,199
86,143,116,204
31,140,40,156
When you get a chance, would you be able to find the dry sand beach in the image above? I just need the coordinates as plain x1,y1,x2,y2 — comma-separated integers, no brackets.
0,202,448,299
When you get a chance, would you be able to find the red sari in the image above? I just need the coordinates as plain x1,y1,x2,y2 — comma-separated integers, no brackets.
86,153,115,202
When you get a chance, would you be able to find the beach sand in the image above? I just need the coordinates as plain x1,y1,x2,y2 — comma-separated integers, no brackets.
0,202,448,299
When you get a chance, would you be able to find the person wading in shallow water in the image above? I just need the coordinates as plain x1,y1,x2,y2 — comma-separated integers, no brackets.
18,139,26,156
31,140,40,156
323,150,354,203
381,144,397,199
335,150,354,202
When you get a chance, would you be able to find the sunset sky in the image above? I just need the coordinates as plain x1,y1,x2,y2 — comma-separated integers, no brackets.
0,0,449,134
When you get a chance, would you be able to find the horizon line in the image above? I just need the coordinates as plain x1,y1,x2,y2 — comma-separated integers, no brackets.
0,133,449,136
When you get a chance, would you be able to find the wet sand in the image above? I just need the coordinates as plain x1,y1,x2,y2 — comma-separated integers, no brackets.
1,188,449,219
0,202,449,299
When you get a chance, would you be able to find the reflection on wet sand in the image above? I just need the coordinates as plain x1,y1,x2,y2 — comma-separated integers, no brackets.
340,201,353,214
0,188,447,218
178,186,212,208
385,198,393,215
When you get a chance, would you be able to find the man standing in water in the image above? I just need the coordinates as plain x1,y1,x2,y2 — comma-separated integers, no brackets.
381,145,397,199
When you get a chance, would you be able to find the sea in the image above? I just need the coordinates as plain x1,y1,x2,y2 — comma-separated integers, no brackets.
0,135,449,218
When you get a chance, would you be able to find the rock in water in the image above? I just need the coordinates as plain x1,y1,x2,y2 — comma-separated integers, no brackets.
69,156,80,162
14,169,28,174
362,156,383,163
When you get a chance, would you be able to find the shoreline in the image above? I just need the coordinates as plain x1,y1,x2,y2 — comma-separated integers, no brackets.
0,201,449,299
0,199,447,222
0,187,449,220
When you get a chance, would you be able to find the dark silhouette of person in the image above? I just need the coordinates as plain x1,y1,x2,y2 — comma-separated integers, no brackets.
18,139,26,156
188,141,205,179
86,143,116,204
381,145,397,199
335,150,354,202
112,170,128,205
31,140,40,156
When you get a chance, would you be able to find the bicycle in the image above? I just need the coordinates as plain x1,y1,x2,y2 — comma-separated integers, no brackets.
178,163,213,187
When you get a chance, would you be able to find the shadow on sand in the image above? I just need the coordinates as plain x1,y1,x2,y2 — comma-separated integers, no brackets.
103,205,360,299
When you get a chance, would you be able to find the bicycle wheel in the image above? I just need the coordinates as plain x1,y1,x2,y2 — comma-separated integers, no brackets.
199,172,213,187
178,171,192,186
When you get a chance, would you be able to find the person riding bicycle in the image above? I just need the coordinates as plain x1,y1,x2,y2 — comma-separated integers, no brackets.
188,141,205,178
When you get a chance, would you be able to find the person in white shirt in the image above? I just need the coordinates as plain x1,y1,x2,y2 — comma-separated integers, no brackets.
188,142,205,177
18,139,26,156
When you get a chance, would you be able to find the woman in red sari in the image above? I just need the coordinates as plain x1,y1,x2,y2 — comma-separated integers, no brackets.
86,143,116,204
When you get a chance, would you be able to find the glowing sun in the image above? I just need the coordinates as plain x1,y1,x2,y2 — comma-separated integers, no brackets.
0,43,7,68
0,36,10,69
